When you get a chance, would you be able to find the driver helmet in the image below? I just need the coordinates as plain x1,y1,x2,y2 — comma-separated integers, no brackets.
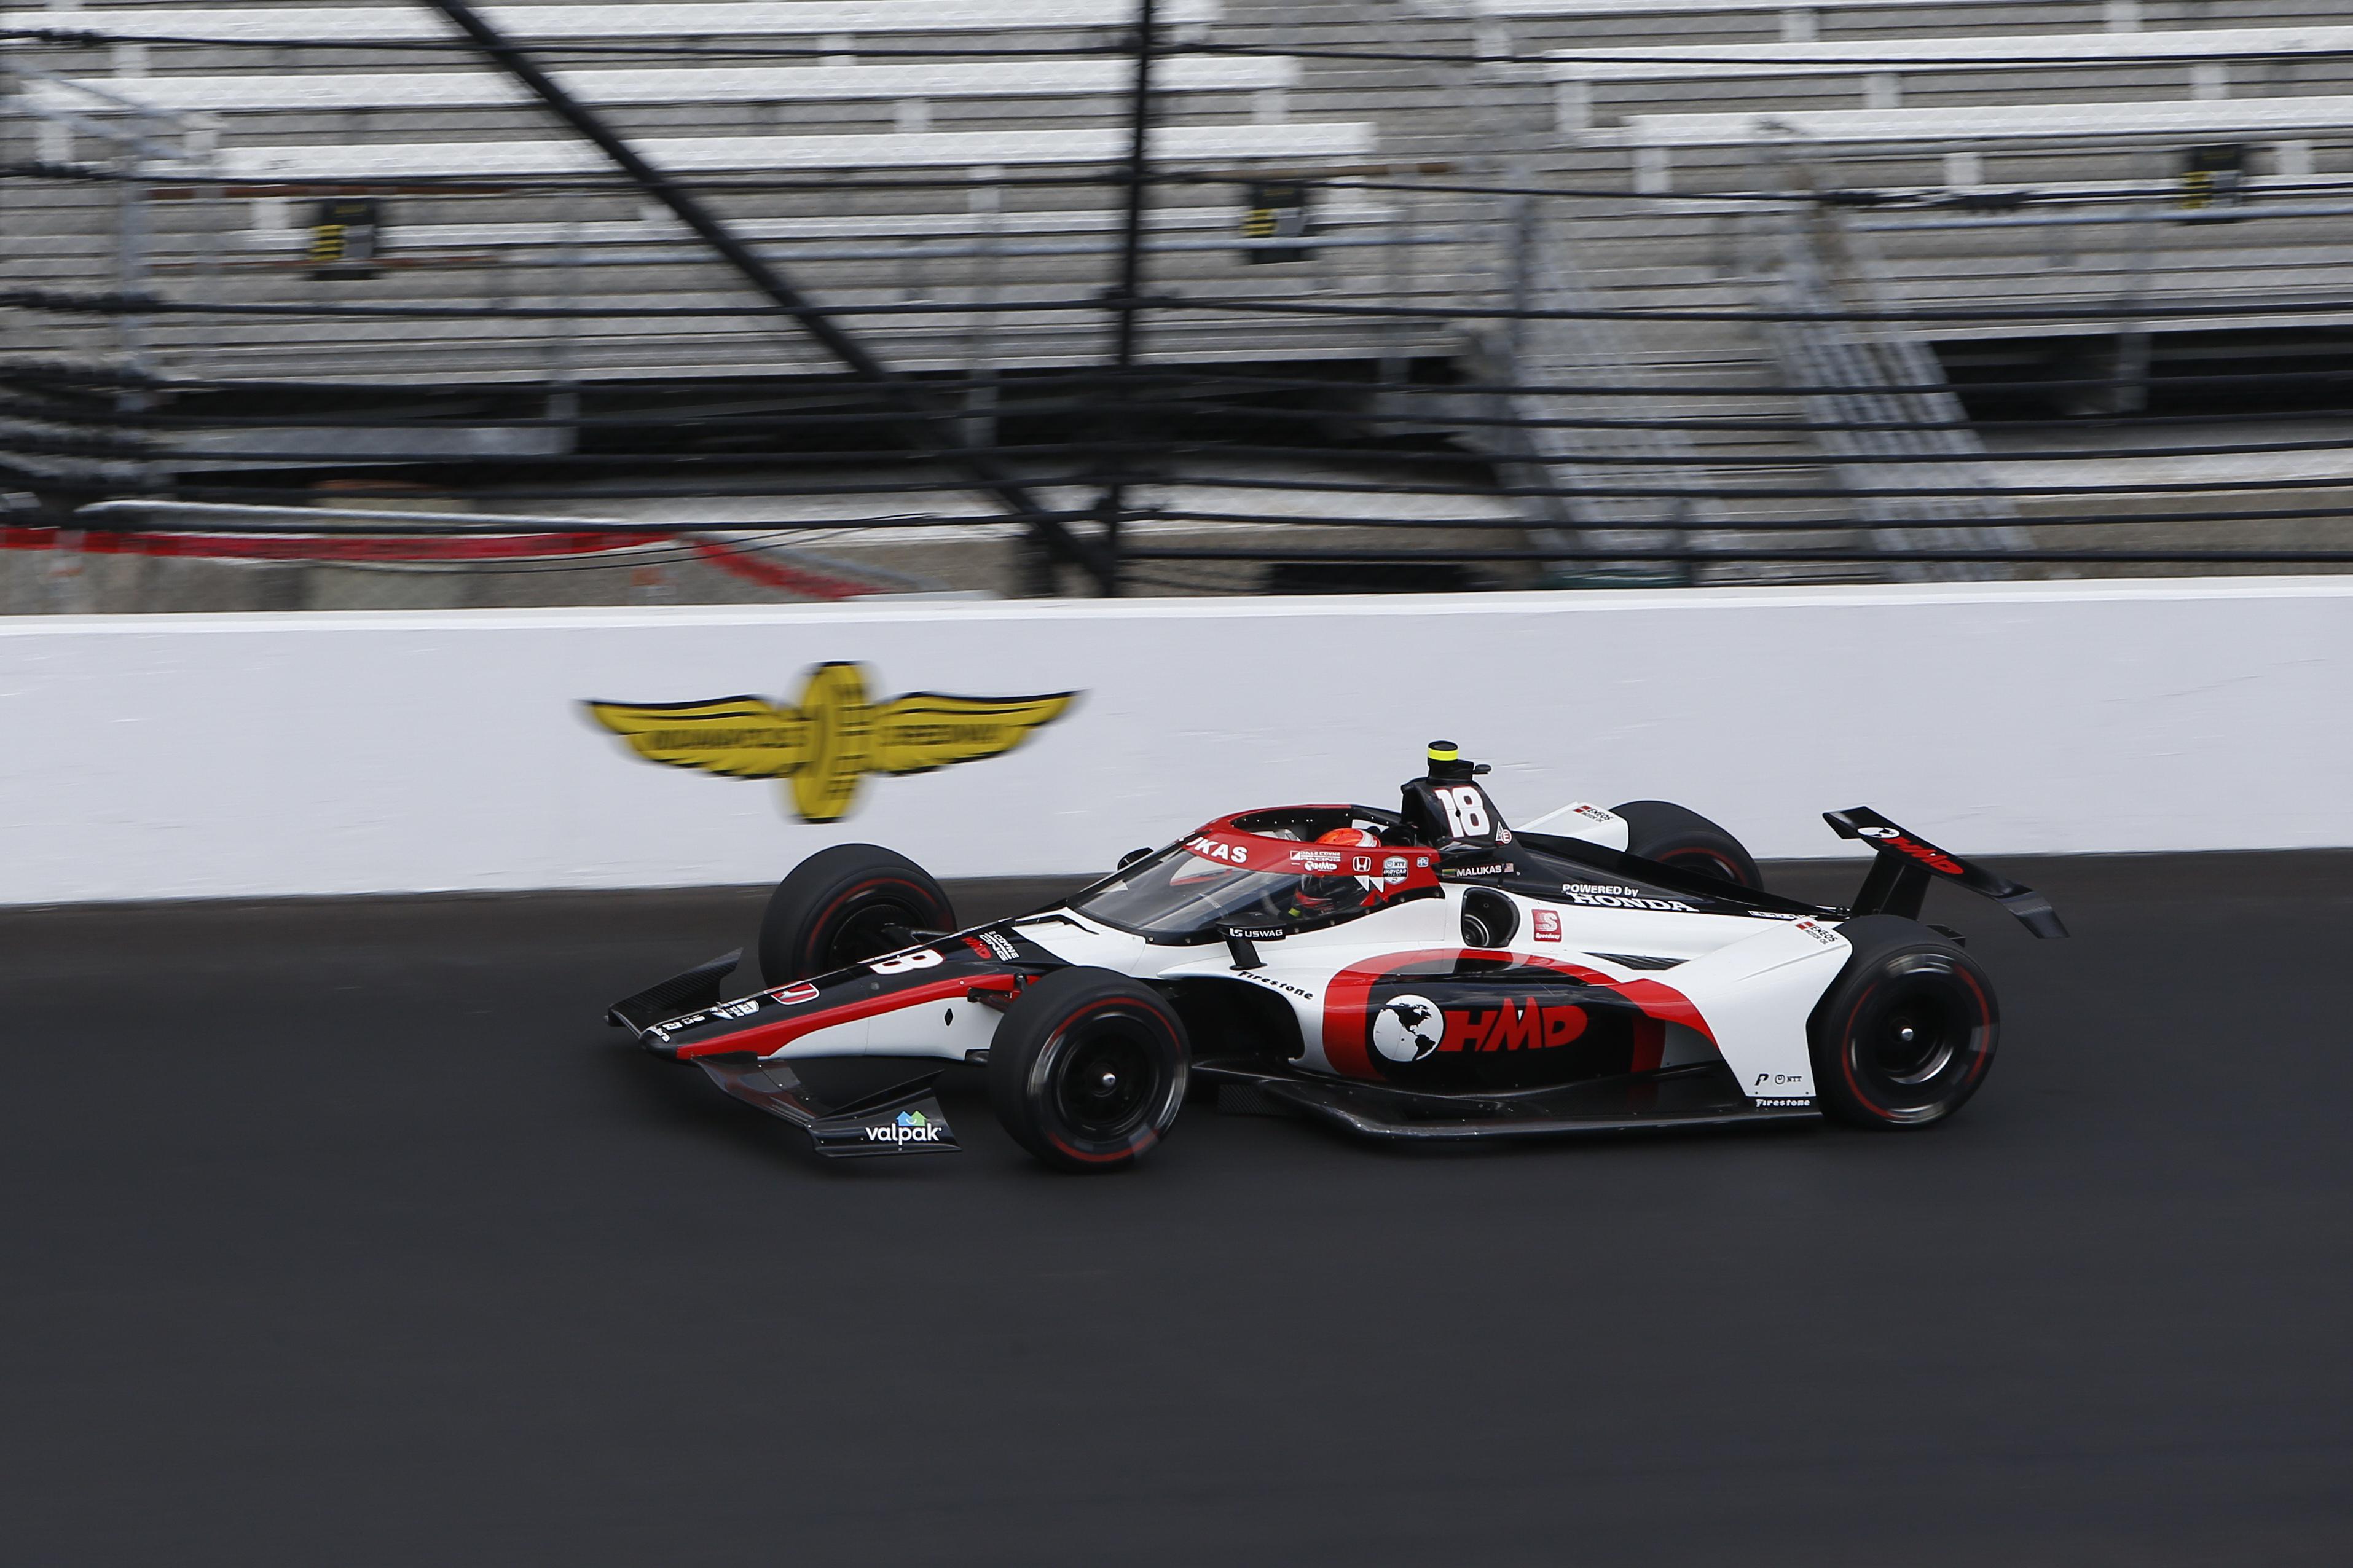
1290,827,1383,918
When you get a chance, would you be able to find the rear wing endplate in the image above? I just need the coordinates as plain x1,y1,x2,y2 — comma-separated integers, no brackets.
1825,809,2068,939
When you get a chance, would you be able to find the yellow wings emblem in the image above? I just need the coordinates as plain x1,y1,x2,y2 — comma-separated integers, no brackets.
586,661,1077,823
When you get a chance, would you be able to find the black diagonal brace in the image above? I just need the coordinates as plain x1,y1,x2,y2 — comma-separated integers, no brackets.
422,0,1110,590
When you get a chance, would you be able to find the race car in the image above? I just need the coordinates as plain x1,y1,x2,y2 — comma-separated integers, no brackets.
606,742,2065,1172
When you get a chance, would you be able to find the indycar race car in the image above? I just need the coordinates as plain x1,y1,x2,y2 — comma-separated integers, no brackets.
607,743,2066,1172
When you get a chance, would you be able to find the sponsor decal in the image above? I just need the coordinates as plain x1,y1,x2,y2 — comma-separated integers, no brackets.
766,981,821,1005
977,929,1019,961
1442,997,1589,1054
711,997,760,1021
1793,919,1841,947
1754,1097,1813,1108
1856,825,1965,875
1561,888,1695,913
586,661,1077,823
1747,909,1801,921
1572,804,1616,823
1239,970,1315,999
1752,1072,1809,1088
1377,993,1590,1060
1531,909,1562,943
1187,836,1251,866
1352,855,1374,875
1293,852,1345,873
1371,994,1447,1062
1227,926,1287,941
865,1108,946,1145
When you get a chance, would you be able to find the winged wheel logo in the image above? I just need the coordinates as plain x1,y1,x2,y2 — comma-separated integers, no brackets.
586,661,1076,822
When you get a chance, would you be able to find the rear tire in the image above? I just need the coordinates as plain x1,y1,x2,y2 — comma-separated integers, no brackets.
1808,915,1999,1129
988,968,1188,1173
757,844,955,987
1611,799,1764,890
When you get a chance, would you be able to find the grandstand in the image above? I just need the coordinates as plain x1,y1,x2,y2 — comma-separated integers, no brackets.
5,0,2353,604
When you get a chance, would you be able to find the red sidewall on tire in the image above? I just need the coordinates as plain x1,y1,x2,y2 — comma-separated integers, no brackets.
758,845,954,987
989,969,1189,1173
1810,919,2000,1129
1611,799,1765,891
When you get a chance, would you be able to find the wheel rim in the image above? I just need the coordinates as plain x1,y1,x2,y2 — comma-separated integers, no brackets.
824,898,921,969
1659,847,1746,887
1843,957,1989,1118
1870,990,1962,1084
1051,1013,1163,1142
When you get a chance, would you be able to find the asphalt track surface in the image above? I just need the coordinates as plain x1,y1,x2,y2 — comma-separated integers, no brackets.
6,855,2351,1566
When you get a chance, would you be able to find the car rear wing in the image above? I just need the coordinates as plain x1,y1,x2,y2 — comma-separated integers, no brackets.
1825,809,2068,939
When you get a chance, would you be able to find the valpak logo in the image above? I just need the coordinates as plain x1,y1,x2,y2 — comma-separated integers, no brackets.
587,662,1077,823
866,1109,945,1146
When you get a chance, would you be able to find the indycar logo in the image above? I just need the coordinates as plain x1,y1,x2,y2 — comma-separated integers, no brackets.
1857,825,1964,875
586,662,1077,823
864,1109,945,1145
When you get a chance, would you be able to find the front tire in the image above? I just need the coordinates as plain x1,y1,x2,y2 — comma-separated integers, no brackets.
988,968,1189,1173
757,844,954,987
1808,915,1999,1129
1611,799,1764,890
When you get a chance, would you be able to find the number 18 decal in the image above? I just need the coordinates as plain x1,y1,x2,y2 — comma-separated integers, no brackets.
1436,785,1491,839
870,949,944,976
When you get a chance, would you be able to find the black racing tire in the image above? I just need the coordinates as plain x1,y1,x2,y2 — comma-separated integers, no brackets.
1611,799,1764,890
756,844,955,987
988,967,1189,1174
1807,915,2000,1129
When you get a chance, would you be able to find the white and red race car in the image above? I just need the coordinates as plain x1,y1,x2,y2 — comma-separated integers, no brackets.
607,743,2065,1172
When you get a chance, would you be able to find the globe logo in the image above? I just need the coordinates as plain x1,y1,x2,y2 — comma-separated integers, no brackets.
1371,994,1446,1062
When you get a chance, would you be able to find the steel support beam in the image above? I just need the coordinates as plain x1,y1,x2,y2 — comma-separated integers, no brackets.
421,0,1110,590
1090,0,1158,597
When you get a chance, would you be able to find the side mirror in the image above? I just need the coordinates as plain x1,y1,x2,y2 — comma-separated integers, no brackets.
1117,847,1152,870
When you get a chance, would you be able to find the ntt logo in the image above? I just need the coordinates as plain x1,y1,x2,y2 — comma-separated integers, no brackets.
865,1110,944,1145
